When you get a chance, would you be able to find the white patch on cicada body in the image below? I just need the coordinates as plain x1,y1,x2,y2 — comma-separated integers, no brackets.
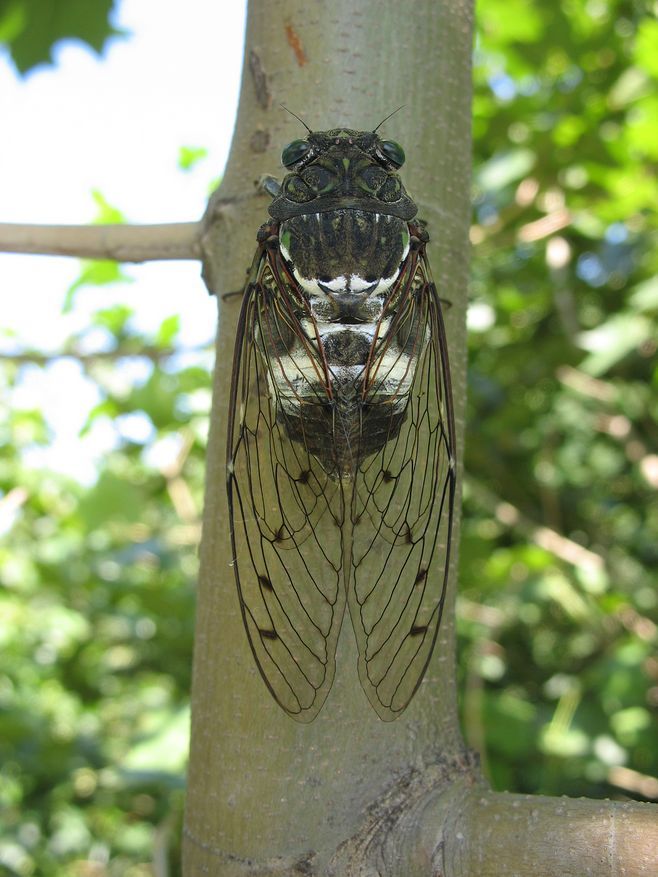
317,275,349,293
315,271,401,297
364,348,417,415
266,348,327,412
315,320,381,342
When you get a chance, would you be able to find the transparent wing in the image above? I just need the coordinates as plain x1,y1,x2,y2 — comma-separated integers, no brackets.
227,248,346,722
347,253,456,720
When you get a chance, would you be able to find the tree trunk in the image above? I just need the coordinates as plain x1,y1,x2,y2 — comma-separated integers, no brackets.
184,0,475,873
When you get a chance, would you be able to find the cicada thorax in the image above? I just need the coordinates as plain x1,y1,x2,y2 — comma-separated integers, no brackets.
257,130,426,479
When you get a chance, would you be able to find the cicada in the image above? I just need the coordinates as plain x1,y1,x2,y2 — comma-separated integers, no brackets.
226,126,456,722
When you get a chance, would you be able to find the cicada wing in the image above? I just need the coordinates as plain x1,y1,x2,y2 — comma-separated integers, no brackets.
347,257,456,720
227,251,346,722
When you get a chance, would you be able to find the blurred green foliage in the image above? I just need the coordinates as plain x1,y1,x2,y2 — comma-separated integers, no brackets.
0,296,209,874
1,0,658,874
461,0,658,799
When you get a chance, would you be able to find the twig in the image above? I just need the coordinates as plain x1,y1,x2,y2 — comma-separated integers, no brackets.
466,476,605,573
608,766,658,799
0,222,203,262
158,429,200,524
517,208,572,243
556,364,617,403
0,345,211,365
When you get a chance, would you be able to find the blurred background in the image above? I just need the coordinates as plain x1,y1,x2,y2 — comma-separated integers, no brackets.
1,0,656,874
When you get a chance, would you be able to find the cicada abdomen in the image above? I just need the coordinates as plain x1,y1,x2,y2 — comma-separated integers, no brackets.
226,127,456,722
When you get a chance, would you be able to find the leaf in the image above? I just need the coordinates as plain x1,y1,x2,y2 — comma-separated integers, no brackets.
128,371,178,428
155,315,180,347
90,188,126,225
177,145,208,171
634,18,658,79
478,0,542,45
475,149,535,191
624,95,658,160
578,314,654,376
77,470,144,528
62,191,130,310
119,706,190,780
629,276,658,312
0,0,25,44
608,67,651,110
4,0,123,75
64,260,132,310
91,303,133,335
80,398,120,434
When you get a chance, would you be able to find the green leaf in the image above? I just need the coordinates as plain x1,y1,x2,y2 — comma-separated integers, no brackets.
80,398,120,434
475,149,535,191
91,303,134,334
61,191,129,310
128,371,178,428
77,470,144,528
63,260,132,310
0,0,25,44
177,145,208,171
120,706,189,779
608,67,651,110
624,95,658,160
629,276,658,312
90,188,126,225
155,315,180,347
478,0,542,44
578,314,654,376
634,17,658,79
4,0,123,75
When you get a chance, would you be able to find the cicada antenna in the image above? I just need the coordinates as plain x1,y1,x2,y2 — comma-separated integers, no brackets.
372,105,406,133
279,104,313,133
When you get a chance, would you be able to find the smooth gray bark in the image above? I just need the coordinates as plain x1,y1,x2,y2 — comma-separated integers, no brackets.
0,221,201,261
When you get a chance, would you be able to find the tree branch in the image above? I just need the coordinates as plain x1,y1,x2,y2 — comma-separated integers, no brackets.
444,790,658,876
466,476,605,573
0,221,203,262
0,344,209,365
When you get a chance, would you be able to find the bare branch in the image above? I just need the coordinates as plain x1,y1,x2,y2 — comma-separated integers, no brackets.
0,222,203,263
0,345,210,365
609,766,658,799
444,790,658,877
466,476,605,573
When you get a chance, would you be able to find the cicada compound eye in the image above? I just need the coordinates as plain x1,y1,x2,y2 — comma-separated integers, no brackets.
281,139,311,168
378,140,405,169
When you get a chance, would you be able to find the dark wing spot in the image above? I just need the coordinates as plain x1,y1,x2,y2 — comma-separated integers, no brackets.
296,469,311,484
415,568,428,585
258,574,274,591
259,628,278,640
410,625,428,637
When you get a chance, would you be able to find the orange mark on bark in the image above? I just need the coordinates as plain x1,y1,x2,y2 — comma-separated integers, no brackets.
285,22,307,66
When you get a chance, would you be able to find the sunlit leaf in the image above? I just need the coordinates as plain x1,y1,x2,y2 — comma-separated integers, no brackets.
4,0,123,74
177,145,208,171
